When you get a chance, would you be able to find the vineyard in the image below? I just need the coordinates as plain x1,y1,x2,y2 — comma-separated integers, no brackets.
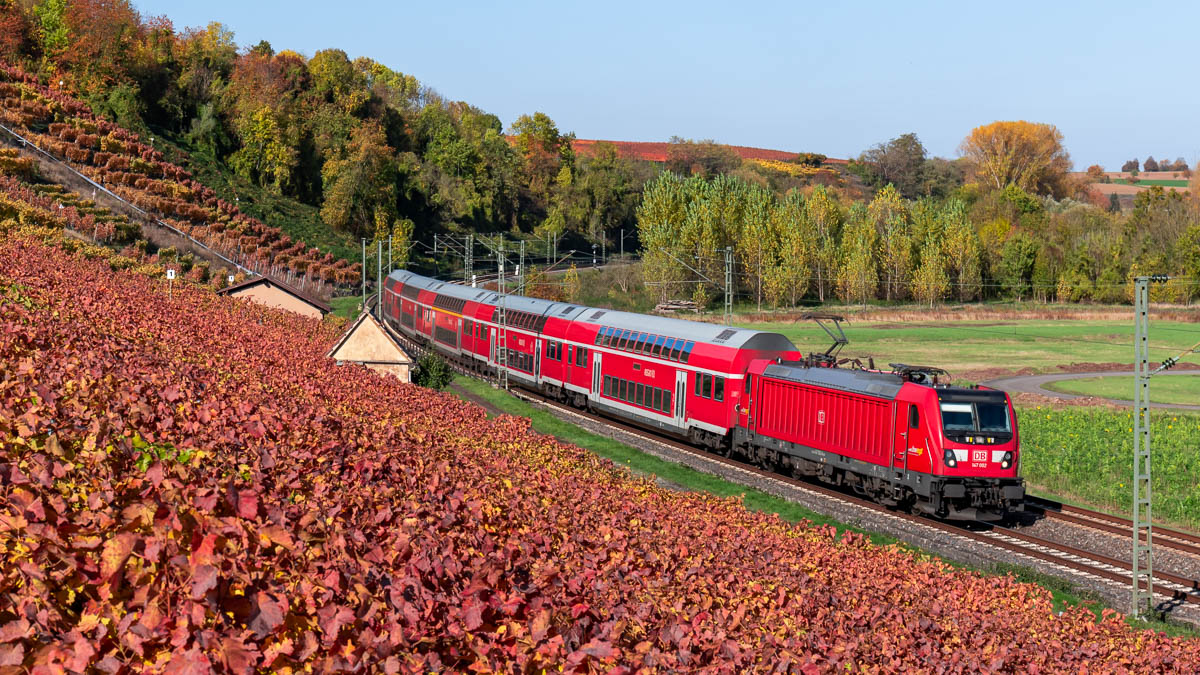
1,237,1198,670
0,61,360,290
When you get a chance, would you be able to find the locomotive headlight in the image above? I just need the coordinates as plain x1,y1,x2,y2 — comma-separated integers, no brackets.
1001,451,1013,469
943,448,956,468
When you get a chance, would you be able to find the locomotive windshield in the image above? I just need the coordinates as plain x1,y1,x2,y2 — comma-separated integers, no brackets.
939,401,1011,434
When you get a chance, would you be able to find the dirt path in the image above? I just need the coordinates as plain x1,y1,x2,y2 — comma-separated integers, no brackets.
983,371,1200,410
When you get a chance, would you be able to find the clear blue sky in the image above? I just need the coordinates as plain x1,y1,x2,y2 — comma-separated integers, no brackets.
133,0,1197,170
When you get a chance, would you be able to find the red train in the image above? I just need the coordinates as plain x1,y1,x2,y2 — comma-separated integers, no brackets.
383,270,1025,520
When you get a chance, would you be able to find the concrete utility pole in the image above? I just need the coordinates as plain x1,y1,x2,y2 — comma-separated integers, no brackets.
388,236,393,275
376,240,383,320
361,238,366,312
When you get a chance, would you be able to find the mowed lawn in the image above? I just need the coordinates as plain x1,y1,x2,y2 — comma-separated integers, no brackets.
745,318,1200,375
1045,373,1200,406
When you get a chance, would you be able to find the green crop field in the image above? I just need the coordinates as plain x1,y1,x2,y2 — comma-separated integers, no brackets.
747,318,1200,375
1111,178,1189,187
1018,407,1200,530
1045,373,1200,405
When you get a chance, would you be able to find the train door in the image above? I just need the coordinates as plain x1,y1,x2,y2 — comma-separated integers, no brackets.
674,370,687,426
535,338,542,382
590,352,602,403
566,344,574,387
895,402,924,472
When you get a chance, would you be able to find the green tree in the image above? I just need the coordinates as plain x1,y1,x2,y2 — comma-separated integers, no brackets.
414,353,453,390
230,106,298,191
765,191,811,308
320,122,398,238
911,238,949,308
858,133,928,199
836,205,878,304
999,231,1039,300
32,0,69,55
738,186,778,311
806,185,842,302
940,201,981,301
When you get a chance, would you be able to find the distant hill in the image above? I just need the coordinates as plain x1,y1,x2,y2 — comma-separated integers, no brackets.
570,138,846,164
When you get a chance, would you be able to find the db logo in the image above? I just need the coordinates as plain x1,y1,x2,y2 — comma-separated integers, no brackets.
818,410,826,425
972,450,988,463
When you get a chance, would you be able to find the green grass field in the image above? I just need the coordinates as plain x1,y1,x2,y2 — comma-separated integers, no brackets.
329,295,362,320
1111,178,1189,187
1044,373,1200,405
746,318,1200,375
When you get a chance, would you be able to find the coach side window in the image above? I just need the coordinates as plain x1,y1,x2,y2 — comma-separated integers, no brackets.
575,346,588,367
713,376,724,402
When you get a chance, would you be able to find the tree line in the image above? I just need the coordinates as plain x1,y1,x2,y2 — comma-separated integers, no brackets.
0,0,659,258
639,157,1200,309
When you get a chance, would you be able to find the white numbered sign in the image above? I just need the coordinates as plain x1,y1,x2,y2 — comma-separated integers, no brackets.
166,269,176,280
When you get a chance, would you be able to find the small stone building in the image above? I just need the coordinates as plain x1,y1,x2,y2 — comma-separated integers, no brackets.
216,277,333,320
326,311,412,382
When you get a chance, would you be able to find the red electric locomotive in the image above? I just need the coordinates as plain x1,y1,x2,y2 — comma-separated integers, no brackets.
383,270,1024,520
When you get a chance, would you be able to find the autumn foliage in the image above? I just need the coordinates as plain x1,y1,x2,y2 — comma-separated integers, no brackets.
0,61,359,287
2,235,1200,671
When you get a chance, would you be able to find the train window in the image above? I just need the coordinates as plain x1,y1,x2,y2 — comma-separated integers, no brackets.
664,338,678,360
603,376,611,396
606,327,617,347
575,346,587,367
714,377,724,402
702,373,713,398
694,374,703,397
653,389,663,411
642,335,656,354
633,333,645,353
909,405,920,429
652,335,666,357
618,380,628,401
668,340,683,361
635,383,644,406
664,391,672,414
682,341,696,363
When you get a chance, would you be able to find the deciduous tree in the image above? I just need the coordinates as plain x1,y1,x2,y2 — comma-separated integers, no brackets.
320,122,397,238
959,121,1072,197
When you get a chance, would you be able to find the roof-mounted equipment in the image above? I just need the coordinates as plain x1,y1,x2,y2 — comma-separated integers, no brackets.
800,313,849,368
889,363,950,385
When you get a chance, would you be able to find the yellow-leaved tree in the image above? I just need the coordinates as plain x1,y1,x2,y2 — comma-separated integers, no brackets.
959,121,1072,197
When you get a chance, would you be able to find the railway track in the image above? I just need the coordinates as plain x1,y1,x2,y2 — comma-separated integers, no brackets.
377,312,1200,615
1024,496,1200,558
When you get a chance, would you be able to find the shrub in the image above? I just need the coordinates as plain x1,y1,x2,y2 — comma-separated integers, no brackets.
413,352,454,390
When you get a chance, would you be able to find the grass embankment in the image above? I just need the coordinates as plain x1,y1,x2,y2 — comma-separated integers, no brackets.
1044,373,1200,405
448,376,1198,635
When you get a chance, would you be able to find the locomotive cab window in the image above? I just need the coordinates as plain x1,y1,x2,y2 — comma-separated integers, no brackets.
939,400,1011,438
909,405,920,429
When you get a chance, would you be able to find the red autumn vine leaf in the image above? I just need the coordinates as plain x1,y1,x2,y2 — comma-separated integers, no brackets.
0,231,1198,672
